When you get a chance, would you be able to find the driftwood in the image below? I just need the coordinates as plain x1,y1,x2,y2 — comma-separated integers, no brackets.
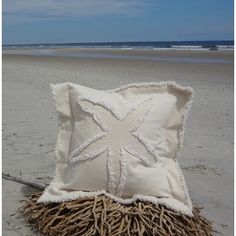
21,192,213,236
3,172,213,235
2,173,45,190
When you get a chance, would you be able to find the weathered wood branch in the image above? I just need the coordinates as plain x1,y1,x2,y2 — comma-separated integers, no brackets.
2,173,46,190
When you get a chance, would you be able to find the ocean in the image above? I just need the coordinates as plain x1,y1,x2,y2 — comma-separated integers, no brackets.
3,40,234,51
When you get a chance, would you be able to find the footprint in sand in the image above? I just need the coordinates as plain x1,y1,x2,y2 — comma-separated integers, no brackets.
182,163,225,176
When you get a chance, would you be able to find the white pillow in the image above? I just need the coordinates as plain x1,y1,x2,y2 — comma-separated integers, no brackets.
38,81,194,215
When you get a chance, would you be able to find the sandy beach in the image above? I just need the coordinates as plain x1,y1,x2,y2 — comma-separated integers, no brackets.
3,49,233,235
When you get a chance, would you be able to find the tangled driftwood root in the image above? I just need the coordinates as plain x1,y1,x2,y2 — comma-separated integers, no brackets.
21,192,212,236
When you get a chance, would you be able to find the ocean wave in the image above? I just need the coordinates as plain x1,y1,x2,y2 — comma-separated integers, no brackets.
171,45,203,48
3,41,234,52
170,45,210,51
216,45,234,51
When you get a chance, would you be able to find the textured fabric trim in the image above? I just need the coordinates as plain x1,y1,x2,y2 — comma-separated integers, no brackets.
50,83,72,163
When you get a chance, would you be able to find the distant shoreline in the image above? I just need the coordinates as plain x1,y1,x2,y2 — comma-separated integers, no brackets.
3,48,234,65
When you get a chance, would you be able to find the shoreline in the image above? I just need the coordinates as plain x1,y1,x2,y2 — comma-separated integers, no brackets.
3,48,234,65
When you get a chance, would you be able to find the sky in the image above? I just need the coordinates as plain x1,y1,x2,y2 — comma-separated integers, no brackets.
3,0,234,45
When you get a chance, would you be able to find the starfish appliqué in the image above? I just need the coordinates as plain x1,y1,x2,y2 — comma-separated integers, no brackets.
69,96,162,196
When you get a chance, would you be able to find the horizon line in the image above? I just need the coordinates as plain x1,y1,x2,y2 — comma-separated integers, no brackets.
3,39,234,46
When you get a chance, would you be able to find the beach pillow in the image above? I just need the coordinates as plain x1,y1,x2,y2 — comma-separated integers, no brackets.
38,81,194,216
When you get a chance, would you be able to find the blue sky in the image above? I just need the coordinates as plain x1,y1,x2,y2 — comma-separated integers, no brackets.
3,0,234,44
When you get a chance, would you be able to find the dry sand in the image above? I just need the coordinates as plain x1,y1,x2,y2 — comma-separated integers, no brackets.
2,50,233,235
